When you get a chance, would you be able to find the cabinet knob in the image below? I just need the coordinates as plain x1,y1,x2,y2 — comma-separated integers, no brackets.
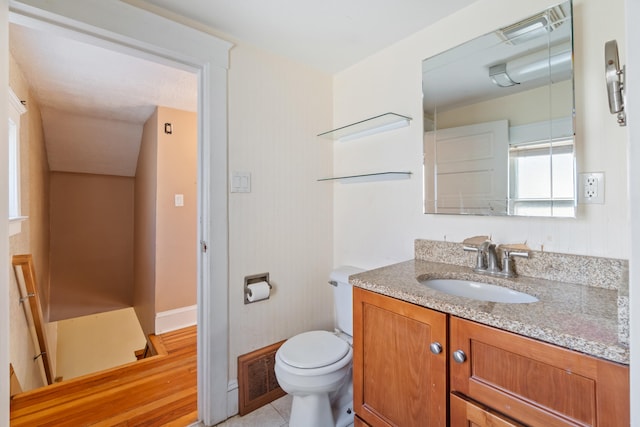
429,342,443,355
453,350,467,363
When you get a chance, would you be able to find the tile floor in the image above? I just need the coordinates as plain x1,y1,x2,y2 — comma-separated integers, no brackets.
215,395,293,427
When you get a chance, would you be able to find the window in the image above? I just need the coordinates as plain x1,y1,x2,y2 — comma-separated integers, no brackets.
508,117,576,217
510,139,575,217
8,88,27,235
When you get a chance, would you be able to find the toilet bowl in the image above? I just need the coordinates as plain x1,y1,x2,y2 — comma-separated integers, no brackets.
274,266,363,427
275,331,353,427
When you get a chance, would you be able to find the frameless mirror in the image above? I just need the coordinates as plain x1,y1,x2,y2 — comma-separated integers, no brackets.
422,1,575,217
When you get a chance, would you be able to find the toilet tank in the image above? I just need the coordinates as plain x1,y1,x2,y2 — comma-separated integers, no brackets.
330,266,365,336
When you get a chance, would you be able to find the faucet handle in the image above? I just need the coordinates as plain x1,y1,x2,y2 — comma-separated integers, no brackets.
498,243,530,277
499,243,530,259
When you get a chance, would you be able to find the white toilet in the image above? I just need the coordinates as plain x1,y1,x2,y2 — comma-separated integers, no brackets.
275,266,364,427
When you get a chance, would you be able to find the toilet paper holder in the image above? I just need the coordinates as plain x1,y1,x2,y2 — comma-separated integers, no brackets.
244,273,272,304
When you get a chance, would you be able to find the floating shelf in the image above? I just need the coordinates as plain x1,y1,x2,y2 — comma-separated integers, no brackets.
318,112,412,142
317,171,412,183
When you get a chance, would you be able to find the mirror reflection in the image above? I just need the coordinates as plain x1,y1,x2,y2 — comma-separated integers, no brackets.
422,1,575,217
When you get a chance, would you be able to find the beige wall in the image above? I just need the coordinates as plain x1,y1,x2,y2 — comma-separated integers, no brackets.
436,80,574,129
8,52,52,391
134,106,197,336
134,108,158,337
227,44,334,378
155,106,197,312
49,172,134,320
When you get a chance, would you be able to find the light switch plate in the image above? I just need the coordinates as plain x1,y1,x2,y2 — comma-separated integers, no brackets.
231,171,251,193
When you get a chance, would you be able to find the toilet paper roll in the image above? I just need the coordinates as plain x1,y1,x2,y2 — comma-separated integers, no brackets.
247,281,270,302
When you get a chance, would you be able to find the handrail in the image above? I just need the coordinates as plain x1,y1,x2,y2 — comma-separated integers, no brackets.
12,254,54,385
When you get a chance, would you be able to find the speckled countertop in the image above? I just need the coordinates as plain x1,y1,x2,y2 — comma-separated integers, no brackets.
350,255,629,365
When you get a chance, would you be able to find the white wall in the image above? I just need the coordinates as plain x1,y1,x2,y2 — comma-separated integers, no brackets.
0,0,9,423
333,0,628,272
227,43,334,379
625,0,638,423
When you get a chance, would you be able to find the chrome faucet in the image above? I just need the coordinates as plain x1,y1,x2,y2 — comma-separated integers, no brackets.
463,238,529,278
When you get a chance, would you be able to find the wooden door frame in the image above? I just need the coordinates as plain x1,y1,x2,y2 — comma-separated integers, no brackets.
4,1,232,425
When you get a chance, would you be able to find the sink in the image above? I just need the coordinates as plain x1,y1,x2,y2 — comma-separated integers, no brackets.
420,279,538,303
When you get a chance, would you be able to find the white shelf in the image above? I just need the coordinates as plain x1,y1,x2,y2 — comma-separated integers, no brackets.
318,112,412,141
317,171,412,183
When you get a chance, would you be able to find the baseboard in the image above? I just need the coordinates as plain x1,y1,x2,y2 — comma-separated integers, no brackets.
227,379,239,418
155,305,197,334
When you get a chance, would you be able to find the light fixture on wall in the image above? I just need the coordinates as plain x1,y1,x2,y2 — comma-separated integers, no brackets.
605,39,626,126
489,41,572,88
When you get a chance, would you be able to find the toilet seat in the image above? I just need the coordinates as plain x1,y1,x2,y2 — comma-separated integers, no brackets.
278,331,350,369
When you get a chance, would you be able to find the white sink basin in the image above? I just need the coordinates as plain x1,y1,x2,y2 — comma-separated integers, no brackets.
420,279,538,304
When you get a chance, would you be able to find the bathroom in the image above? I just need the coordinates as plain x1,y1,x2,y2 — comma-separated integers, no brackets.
234,0,637,425
231,0,636,424
1,0,638,424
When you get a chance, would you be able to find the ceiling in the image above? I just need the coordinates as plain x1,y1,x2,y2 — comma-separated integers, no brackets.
126,0,477,74
9,0,478,176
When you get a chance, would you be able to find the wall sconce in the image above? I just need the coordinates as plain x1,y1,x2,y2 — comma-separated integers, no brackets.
164,123,173,134
605,40,626,126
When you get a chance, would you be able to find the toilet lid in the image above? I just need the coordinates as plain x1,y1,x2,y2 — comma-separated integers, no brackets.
279,331,350,369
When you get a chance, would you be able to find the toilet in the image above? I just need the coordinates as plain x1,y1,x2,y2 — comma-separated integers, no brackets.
275,266,364,427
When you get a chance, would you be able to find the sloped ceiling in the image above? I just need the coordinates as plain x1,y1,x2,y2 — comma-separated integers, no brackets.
9,23,197,177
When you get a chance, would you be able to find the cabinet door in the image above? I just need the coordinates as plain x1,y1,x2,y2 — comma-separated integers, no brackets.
353,288,447,427
450,393,526,427
450,317,629,427
354,415,372,427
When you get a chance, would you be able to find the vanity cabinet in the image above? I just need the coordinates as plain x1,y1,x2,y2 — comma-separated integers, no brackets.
450,317,630,427
353,287,447,427
353,288,630,427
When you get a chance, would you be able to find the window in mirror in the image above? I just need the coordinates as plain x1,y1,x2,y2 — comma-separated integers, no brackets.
422,1,575,218
510,140,575,217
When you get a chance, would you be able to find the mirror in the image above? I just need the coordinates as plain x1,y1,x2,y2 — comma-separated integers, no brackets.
422,1,575,217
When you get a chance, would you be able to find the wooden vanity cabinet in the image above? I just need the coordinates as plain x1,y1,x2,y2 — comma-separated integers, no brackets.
450,317,630,427
450,392,526,427
353,287,448,427
353,288,630,427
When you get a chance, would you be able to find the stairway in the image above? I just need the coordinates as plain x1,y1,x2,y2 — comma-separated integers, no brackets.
10,326,198,427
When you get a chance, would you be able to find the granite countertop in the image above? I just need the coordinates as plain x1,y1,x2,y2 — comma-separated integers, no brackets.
350,259,629,365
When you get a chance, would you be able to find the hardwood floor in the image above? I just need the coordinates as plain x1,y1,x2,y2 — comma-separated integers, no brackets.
10,326,198,427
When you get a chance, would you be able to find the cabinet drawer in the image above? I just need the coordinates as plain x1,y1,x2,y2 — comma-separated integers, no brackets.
450,392,526,427
355,415,372,427
450,317,629,427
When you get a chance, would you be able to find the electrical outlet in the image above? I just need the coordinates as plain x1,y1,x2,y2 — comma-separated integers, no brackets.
579,172,605,204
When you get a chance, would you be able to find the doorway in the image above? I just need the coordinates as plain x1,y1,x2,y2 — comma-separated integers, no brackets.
5,2,231,425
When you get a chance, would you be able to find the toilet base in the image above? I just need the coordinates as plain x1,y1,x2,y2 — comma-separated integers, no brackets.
289,393,334,427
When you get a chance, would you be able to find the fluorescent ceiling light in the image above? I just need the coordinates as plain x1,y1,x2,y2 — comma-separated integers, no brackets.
489,41,572,88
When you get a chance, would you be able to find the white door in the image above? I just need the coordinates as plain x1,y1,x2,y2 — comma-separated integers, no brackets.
424,120,509,214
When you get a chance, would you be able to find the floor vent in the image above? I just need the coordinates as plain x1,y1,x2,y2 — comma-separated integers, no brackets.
238,340,286,416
